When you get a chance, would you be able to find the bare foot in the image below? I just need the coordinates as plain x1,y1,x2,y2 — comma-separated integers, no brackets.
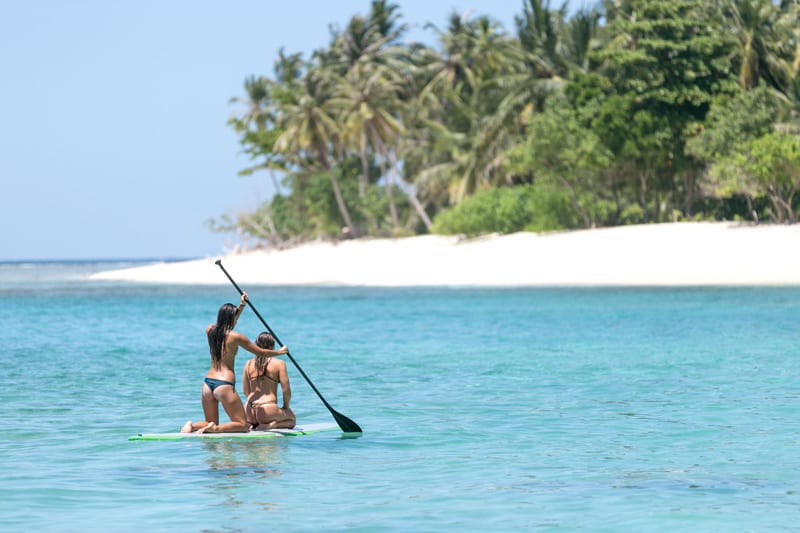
197,422,216,434
180,421,193,433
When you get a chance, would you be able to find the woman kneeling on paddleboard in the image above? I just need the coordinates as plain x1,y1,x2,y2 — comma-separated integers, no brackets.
243,332,296,430
181,293,288,434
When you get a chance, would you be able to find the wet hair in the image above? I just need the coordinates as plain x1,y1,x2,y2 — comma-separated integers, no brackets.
208,303,238,366
256,332,275,350
254,332,276,376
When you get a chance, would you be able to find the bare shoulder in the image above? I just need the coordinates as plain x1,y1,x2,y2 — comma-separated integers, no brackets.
205,324,214,334
227,330,247,342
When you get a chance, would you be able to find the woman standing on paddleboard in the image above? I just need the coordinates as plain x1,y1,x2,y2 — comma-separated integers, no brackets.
243,332,297,430
181,292,288,433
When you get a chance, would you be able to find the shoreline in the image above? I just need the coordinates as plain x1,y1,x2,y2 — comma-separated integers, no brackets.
89,222,800,287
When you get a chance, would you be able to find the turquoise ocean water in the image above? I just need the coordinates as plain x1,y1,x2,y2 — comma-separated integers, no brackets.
1,261,798,531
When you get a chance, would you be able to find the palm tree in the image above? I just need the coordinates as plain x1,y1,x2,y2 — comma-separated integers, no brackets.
231,76,289,194
230,75,270,129
229,49,309,195
329,2,407,197
560,6,603,73
335,63,406,228
724,0,795,95
413,13,527,202
274,68,356,235
331,1,436,231
515,0,569,78
328,1,408,74
273,47,305,86
419,8,584,205
777,0,800,109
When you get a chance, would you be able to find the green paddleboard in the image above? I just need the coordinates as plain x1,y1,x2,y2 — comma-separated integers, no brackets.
129,422,339,441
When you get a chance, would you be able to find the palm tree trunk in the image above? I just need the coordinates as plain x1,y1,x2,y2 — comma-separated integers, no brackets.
268,168,282,196
640,172,649,223
358,134,369,198
380,156,400,230
557,175,591,228
745,194,756,223
390,154,432,231
683,170,695,217
318,148,356,237
740,36,759,90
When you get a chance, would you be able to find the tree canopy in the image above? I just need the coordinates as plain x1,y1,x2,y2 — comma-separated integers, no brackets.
214,0,800,246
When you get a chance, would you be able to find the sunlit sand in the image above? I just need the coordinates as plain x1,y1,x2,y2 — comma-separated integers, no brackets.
90,222,800,286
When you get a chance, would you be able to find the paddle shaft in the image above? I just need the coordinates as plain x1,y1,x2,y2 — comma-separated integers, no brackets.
215,260,362,433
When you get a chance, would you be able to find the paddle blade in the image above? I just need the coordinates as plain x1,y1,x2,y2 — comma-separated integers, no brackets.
332,409,362,434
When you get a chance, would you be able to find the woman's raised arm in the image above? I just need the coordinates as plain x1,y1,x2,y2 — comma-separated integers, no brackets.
231,331,288,357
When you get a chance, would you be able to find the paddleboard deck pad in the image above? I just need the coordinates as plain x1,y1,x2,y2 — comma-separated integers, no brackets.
129,422,339,441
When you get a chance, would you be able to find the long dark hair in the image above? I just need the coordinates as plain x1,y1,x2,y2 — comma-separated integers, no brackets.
254,332,276,376
208,303,237,366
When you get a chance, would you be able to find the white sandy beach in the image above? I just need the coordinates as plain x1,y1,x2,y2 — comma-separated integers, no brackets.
90,222,800,286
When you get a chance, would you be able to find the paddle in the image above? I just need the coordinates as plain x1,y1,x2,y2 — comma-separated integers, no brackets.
215,259,363,434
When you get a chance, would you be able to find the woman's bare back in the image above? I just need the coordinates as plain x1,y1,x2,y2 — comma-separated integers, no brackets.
245,359,281,403
205,324,241,381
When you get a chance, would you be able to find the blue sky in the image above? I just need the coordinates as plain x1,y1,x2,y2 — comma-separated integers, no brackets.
1,1,580,260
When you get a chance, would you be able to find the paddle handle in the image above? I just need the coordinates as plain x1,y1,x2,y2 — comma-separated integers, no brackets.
215,260,286,348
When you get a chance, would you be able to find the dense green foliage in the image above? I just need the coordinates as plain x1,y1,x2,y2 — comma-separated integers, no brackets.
214,0,800,247
431,184,577,235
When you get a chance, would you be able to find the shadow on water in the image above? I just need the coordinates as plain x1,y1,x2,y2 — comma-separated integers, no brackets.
201,440,287,481
193,440,291,517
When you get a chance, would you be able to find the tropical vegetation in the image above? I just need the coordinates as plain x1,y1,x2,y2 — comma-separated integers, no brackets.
211,0,800,248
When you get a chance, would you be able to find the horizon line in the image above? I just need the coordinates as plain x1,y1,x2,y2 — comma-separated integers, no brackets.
0,256,200,264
